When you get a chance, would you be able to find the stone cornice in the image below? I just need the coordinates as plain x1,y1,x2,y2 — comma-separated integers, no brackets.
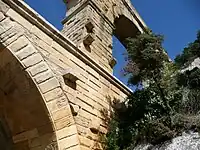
3,0,133,95
62,0,146,32
62,0,115,30
121,0,146,31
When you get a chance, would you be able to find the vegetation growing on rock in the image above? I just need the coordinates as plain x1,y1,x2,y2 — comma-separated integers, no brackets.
104,29,200,150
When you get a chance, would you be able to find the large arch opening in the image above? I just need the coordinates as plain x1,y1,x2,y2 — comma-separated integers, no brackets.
113,15,139,47
112,15,140,89
0,47,57,149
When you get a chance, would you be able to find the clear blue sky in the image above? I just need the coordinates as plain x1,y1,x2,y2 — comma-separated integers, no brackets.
24,0,200,86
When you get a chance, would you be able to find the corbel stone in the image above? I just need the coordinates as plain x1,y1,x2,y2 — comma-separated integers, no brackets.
70,103,80,116
109,57,117,68
83,33,95,46
89,118,101,134
85,19,94,33
62,69,79,82
108,44,113,49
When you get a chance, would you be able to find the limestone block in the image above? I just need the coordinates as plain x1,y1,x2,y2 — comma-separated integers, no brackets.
34,70,53,84
75,98,96,116
16,45,36,60
79,135,93,148
22,53,43,68
30,26,53,45
57,125,78,140
87,80,100,92
0,24,24,46
0,12,5,21
47,98,63,113
0,1,10,13
6,9,32,30
27,62,49,76
43,87,64,102
52,107,72,121
80,145,91,150
55,116,75,130
76,80,89,94
67,145,81,150
0,18,14,32
0,25,4,35
7,36,29,52
74,116,90,128
89,117,101,134
39,77,60,93
58,134,79,150
56,95,68,109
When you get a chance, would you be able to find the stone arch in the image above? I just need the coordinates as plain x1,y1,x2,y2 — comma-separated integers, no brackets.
113,15,140,47
0,39,59,149
0,8,80,148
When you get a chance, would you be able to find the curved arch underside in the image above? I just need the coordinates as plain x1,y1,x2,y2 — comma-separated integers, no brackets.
114,15,139,47
0,47,57,149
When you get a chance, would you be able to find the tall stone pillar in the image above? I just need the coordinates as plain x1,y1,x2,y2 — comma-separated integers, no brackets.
62,0,116,73
62,0,146,74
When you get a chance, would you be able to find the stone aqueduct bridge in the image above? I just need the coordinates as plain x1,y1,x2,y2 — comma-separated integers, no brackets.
0,0,146,149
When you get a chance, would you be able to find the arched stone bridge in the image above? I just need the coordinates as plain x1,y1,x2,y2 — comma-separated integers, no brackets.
0,0,145,149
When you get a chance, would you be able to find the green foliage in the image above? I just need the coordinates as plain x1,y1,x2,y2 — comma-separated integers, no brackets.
105,29,200,150
104,120,119,150
177,68,200,89
175,30,200,68
124,29,168,87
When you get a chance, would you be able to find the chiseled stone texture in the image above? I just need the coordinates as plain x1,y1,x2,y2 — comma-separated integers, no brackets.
62,0,146,74
0,0,145,149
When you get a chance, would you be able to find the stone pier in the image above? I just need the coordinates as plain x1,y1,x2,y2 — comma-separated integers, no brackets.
0,0,146,149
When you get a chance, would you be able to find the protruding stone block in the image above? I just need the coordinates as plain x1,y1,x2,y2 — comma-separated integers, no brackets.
85,19,94,33
83,34,95,46
62,69,79,82
109,57,117,68
89,118,101,134
70,104,80,116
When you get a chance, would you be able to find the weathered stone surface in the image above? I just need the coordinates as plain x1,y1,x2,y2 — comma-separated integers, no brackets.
7,36,29,52
58,134,79,149
0,0,144,149
28,62,49,76
0,1,10,13
0,17,14,31
43,88,64,102
22,53,43,68
34,70,53,84
134,132,200,150
39,77,60,93
30,26,53,45
6,9,32,30
57,125,78,140
16,45,36,60
0,12,5,21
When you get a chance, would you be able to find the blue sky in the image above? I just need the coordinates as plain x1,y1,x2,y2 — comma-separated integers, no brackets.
24,0,200,86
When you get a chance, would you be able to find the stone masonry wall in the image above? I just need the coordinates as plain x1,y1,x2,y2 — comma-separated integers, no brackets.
62,0,146,74
0,0,139,149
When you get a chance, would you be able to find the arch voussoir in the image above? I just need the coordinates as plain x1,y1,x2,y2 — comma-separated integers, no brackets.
0,10,79,150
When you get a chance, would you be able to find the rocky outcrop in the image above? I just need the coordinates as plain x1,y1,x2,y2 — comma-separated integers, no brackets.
134,132,200,150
